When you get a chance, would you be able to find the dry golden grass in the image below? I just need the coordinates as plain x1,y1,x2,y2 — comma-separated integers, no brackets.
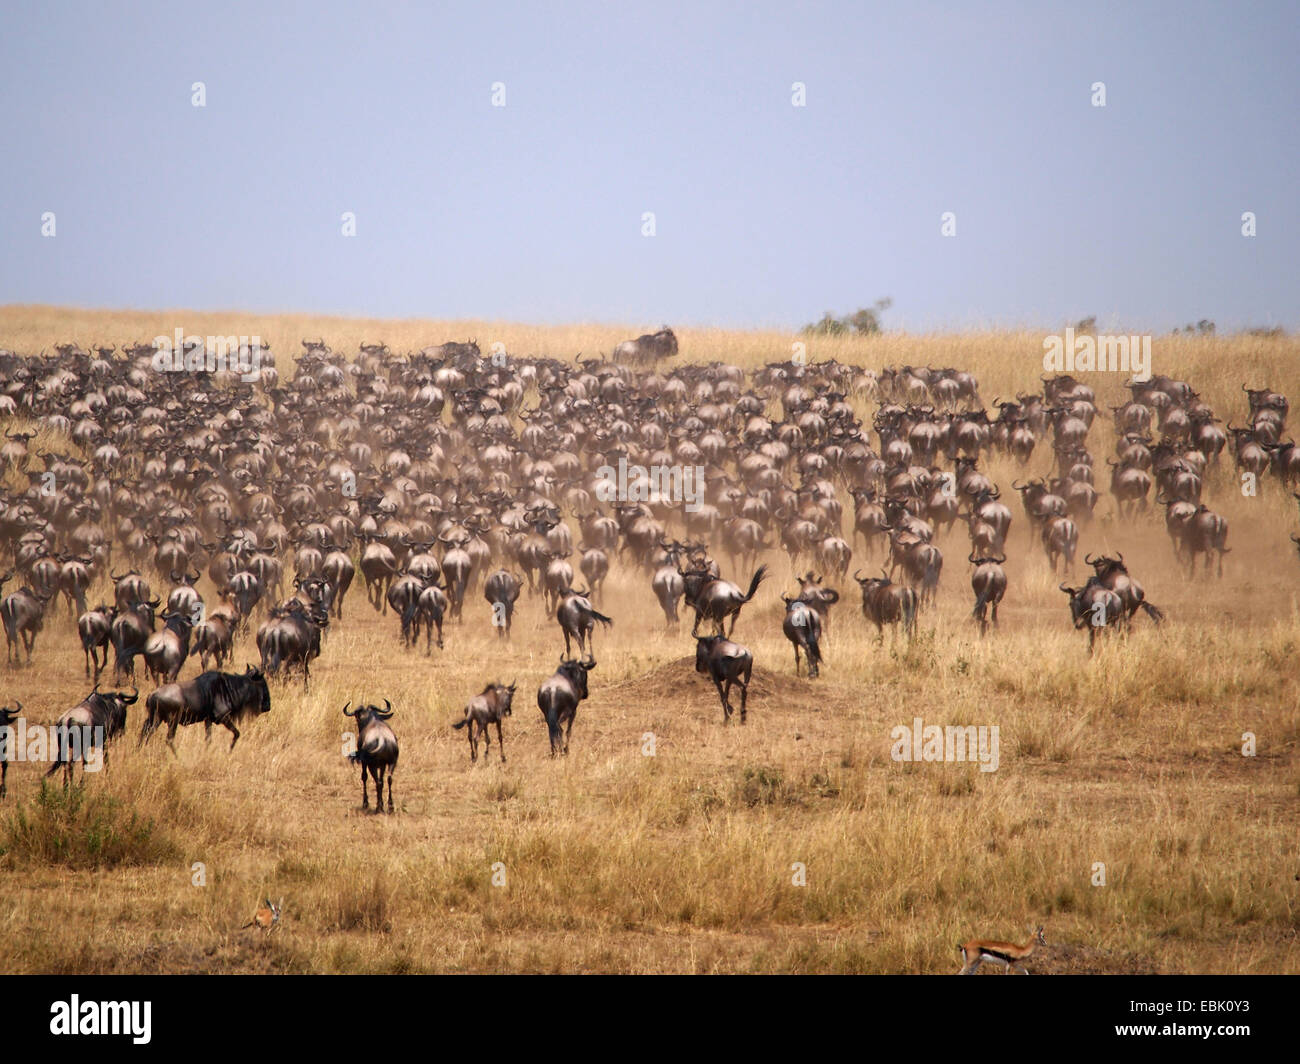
0,305,1297,974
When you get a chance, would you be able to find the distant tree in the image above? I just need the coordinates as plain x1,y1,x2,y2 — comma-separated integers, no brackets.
803,298,892,337
1074,316,1097,333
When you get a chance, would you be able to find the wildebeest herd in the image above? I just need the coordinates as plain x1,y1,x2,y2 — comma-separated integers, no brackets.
0,333,1289,811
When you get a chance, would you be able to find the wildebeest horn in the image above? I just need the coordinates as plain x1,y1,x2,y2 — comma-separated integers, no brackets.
968,551,977,564
342,701,356,717
1084,553,1095,565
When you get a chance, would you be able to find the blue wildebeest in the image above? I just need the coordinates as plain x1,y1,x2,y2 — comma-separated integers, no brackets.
780,595,823,678
969,552,1007,635
555,587,612,658
110,597,161,681
453,682,516,763
680,564,768,637
46,685,139,786
483,569,522,639
1059,580,1125,655
142,610,194,685
2,584,56,666
77,603,117,681
139,666,271,753
256,601,329,688
344,700,399,812
854,569,919,641
694,635,753,723
537,656,596,756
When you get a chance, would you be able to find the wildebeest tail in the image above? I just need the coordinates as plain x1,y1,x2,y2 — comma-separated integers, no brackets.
972,586,993,618
743,564,769,602
452,717,469,730
588,606,613,628
1139,601,1165,624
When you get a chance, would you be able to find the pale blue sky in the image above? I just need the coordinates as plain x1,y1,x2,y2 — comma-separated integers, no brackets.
1,1,1295,332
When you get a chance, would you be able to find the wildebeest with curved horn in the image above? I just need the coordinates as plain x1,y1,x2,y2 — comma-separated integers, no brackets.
453,681,516,763
139,666,271,753
1059,581,1124,655
694,635,754,723
344,700,399,812
537,656,596,756
1084,553,1164,627
681,564,768,636
854,569,918,641
46,685,138,786
780,595,823,678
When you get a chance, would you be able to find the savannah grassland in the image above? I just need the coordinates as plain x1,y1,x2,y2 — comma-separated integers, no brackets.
0,305,1297,975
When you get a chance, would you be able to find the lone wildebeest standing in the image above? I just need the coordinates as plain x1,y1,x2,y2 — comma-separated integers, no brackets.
453,682,516,763
694,635,753,723
46,685,139,786
344,700,399,812
780,596,823,678
0,702,21,796
537,656,596,756
139,666,272,752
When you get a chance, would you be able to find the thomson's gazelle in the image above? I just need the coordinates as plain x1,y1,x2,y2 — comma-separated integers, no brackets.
957,926,1046,975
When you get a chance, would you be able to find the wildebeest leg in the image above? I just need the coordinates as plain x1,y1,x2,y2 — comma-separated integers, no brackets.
223,719,241,752
360,764,369,809
739,669,751,723
793,643,802,676
166,721,181,757
468,721,478,762
386,768,394,813
496,719,506,763
712,677,730,722
564,714,574,755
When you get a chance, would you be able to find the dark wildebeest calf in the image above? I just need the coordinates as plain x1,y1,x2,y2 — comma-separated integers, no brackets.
453,681,516,763
139,666,271,753
537,656,596,756
694,635,754,723
344,699,399,812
